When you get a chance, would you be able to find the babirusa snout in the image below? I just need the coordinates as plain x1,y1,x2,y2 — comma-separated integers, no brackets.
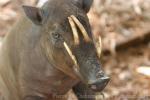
65,15,109,92
88,71,110,92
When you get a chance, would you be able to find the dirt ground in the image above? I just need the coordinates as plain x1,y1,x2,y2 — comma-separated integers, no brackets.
0,0,150,100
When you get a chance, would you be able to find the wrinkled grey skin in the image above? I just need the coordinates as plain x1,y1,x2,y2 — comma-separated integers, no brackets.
0,0,109,100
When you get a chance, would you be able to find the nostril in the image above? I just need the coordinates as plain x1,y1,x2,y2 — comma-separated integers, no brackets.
88,76,110,91
101,76,110,81
101,76,110,84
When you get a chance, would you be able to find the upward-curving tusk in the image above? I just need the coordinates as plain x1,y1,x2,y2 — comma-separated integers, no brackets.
70,15,91,42
68,17,79,45
97,36,102,58
63,42,78,68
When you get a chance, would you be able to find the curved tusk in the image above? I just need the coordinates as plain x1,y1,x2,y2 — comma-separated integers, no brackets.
68,17,79,45
70,15,91,42
63,42,78,68
97,36,102,58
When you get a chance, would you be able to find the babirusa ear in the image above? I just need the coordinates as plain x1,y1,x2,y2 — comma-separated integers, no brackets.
22,5,43,25
82,0,93,13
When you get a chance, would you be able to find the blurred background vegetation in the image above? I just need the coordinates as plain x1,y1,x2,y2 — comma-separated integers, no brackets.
0,0,150,99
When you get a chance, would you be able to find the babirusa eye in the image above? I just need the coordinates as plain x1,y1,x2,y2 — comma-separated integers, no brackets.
52,32,61,39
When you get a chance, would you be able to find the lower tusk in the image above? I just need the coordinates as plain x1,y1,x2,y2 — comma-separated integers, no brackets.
63,42,78,67
97,36,102,58
68,17,79,45
70,15,91,42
